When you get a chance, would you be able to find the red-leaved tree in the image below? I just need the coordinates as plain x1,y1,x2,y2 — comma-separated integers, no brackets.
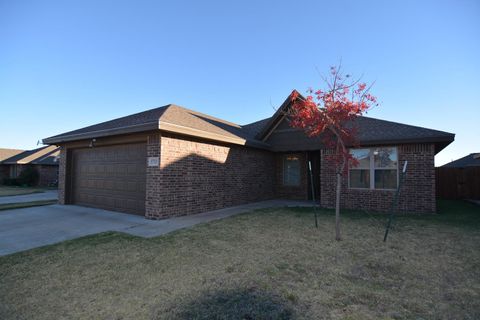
289,65,378,240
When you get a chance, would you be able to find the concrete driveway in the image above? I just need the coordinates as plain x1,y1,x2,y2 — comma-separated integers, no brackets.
0,205,149,255
0,200,314,256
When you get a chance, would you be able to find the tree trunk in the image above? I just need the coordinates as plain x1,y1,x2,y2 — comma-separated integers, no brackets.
335,172,342,241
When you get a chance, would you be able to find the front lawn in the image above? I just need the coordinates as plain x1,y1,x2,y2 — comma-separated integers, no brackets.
0,186,49,197
1,200,479,319
0,200,58,211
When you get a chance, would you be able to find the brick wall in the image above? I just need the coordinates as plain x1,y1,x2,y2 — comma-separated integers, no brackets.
37,165,59,187
146,133,275,219
145,134,162,217
320,143,436,213
274,152,308,200
0,165,9,183
58,146,67,204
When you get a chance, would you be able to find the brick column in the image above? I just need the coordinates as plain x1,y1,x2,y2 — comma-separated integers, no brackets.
145,133,162,218
57,146,67,204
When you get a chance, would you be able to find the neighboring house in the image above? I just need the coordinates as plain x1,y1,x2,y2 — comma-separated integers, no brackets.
441,153,480,168
0,145,60,186
0,148,25,182
43,91,454,217
437,153,480,200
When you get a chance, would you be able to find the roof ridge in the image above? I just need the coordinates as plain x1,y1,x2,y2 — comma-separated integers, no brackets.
165,104,242,128
241,117,271,128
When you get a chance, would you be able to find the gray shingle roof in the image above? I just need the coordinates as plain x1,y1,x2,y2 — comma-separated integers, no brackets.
43,104,268,147
353,116,454,145
442,153,480,168
43,93,454,154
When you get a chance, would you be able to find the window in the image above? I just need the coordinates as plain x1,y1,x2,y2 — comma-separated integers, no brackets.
349,147,398,190
283,155,300,186
374,147,398,189
9,165,17,178
349,149,370,188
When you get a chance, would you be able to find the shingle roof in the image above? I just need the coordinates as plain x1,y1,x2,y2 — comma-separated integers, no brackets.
43,92,454,153
255,91,454,154
43,104,269,148
353,116,454,147
31,148,61,165
0,148,24,163
2,146,60,165
442,153,480,168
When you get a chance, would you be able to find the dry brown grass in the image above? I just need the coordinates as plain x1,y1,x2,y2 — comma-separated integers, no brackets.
0,200,479,319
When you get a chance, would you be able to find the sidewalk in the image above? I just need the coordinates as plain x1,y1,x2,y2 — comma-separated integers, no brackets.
0,190,58,205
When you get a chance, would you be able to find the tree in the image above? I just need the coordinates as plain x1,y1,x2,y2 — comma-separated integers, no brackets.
288,65,378,240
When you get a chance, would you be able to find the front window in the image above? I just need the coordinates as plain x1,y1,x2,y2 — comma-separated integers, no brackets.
349,147,398,190
283,155,300,186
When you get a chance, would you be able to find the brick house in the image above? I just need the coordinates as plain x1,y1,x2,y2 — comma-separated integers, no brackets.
0,146,60,186
43,92,454,218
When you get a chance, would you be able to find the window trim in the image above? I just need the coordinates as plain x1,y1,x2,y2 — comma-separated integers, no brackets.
348,147,399,191
283,154,301,187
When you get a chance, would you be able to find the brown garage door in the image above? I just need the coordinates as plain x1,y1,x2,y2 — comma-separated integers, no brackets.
71,143,147,215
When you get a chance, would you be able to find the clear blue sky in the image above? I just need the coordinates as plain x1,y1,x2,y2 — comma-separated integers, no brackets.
1,0,478,166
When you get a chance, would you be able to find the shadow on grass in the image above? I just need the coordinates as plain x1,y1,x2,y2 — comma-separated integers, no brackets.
162,287,296,320
280,199,480,228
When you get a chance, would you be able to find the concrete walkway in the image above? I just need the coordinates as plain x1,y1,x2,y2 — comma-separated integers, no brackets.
0,190,58,205
0,200,315,256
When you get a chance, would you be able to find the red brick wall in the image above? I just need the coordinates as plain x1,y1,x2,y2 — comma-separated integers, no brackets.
146,134,162,217
0,165,9,183
320,144,436,213
37,165,59,187
146,133,275,219
58,147,67,204
56,134,437,217
274,152,308,200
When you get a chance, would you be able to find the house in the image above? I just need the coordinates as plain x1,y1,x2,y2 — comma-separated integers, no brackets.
0,148,24,182
43,91,454,217
441,153,480,168
0,146,60,186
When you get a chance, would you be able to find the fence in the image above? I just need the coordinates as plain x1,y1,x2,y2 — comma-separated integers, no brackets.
436,167,480,199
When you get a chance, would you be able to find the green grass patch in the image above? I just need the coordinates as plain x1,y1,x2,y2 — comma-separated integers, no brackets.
0,186,51,197
0,200,58,211
0,200,479,319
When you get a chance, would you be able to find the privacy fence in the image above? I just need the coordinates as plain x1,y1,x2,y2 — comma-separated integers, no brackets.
436,167,480,199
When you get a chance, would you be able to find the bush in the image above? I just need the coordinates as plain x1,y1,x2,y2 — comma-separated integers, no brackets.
2,178,21,186
17,167,40,186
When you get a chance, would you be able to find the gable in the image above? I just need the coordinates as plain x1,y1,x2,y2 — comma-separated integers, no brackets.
258,94,454,154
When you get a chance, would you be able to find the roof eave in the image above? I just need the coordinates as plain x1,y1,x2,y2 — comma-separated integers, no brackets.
42,122,160,145
355,135,455,154
42,120,271,150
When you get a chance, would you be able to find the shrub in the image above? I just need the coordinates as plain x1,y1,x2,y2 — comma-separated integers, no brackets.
17,167,40,186
2,178,20,186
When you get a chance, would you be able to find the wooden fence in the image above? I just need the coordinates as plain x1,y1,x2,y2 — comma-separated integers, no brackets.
436,167,480,199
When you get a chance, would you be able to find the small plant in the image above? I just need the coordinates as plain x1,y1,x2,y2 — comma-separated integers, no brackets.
288,63,378,240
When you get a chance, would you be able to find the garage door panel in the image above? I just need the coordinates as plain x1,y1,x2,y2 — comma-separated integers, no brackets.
71,143,146,215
